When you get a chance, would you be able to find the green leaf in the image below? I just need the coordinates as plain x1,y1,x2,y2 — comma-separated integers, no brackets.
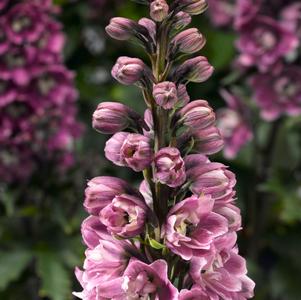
148,238,165,250
0,249,32,291
36,252,71,300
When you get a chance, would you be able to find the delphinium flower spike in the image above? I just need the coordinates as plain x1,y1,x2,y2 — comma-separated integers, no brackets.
74,0,255,299
0,0,82,182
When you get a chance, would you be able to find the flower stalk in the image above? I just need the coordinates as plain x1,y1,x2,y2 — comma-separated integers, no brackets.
75,1,255,299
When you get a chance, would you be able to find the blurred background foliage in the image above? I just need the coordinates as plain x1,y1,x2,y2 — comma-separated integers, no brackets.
0,0,300,299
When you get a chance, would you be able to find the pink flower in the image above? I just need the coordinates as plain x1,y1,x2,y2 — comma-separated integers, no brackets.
100,193,148,238
154,147,186,187
74,218,137,300
185,154,236,205
217,89,253,159
84,176,139,215
190,250,255,299
163,195,228,260
179,286,211,300
97,259,178,299
105,132,153,171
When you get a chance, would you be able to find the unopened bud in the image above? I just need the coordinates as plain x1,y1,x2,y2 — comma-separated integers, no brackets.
172,28,206,54
150,0,169,22
194,126,224,155
111,56,146,85
173,11,192,30
105,17,136,40
92,102,136,134
179,0,208,15
175,56,214,83
179,100,215,130
153,81,178,109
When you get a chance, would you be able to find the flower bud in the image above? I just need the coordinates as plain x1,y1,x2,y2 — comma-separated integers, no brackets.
111,56,146,85
84,176,135,215
179,0,208,15
105,132,153,172
179,100,215,130
138,18,156,42
175,56,214,83
173,11,192,30
177,84,190,107
100,194,148,238
92,102,136,134
172,28,206,54
150,0,169,22
185,154,236,203
152,81,178,109
194,126,224,155
154,147,186,187
105,17,136,40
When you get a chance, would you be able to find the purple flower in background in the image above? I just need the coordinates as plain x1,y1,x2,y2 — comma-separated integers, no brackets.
0,0,81,183
250,66,301,120
281,3,301,37
207,0,236,27
237,16,298,72
163,195,228,260
5,2,46,45
0,0,8,11
154,147,186,187
234,0,262,29
217,89,253,159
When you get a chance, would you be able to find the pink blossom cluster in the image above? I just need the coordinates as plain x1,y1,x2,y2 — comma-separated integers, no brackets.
75,1,255,299
0,0,82,182
208,0,301,158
